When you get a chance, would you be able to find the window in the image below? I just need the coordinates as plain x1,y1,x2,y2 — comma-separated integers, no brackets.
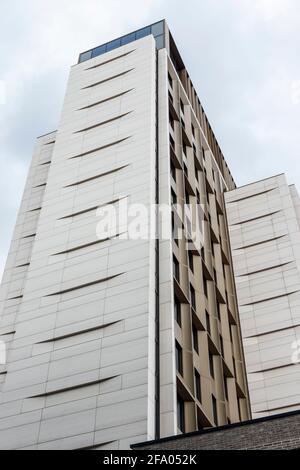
206,311,211,336
188,251,194,273
169,114,175,130
136,26,151,39
209,352,214,378
203,278,208,298
174,297,181,327
212,395,218,425
192,124,195,138
216,301,221,320
190,285,196,310
220,335,224,357
182,143,187,157
172,213,179,246
106,38,121,52
171,161,176,182
194,369,201,402
121,32,136,46
192,325,199,353
177,396,185,432
173,256,180,282
91,45,106,58
151,21,164,36
171,189,177,205
224,376,228,401
176,342,183,375
185,189,190,205
170,134,175,150
168,73,173,89
180,99,184,114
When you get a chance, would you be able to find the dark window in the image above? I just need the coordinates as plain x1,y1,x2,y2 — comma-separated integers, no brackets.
203,278,208,298
168,73,173,89
192,325,199,353
106,38,121,52
169,114,175,130
220,336,224,357
188,251,194,273
171,189,177,205
194,369,201,402
206,311,211,336
91,45,106,58
216,301,221,320
177,396,185,432
212,395,218,425
190,285,196,310
174,297,181,327
182,143,187,157
213,268,217,283
224,376,228,401
171,161,176,182
192,124,195,137
180,99,184,114
173,256,180,282
172,213,179,246
237,398,242,421
209,352,214,378
176,342,183,375
185,189,190,205
121,32,136,46
170,134,175,150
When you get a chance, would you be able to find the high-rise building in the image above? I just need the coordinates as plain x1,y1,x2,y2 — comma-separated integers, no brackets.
0,20,250,450
225,174,300,419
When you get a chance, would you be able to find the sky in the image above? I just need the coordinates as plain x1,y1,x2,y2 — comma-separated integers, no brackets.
0,0,299,278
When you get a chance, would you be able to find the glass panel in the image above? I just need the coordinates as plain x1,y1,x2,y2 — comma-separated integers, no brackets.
151,21,164,37
91,44,106,58
136,26,151,39
154,34,165,49
106,38,121,52
79,50,92,62
121,32,136,46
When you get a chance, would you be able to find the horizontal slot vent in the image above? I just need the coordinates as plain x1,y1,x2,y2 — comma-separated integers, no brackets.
250,363,292,374
27,376,117,398
44,140,56,146
64,164,129,187
74,112,132,134
77,89,133,110
22,233,36,239
241,290,299,306
15,263,30,268
81,68,134,89
74,441,116,451
238,262,292,277
0,331,16,336
36,321,119,343
68,136,131,160
39,161,51,166
85,49,135,70
52,233,123,255
231,211,281,226
246,323,300,338
234,235,287,250
59,197,125,220
45,273,122,297
257,402,300,414
7,295,23,301
27,207,41,213
227,188,276,204
34,183,47,188
0,371,7,376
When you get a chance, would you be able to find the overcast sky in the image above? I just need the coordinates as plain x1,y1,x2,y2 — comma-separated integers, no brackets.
0,0,299,278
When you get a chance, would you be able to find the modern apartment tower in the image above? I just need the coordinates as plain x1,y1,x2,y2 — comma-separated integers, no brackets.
0,20,250,450
225,174,300,419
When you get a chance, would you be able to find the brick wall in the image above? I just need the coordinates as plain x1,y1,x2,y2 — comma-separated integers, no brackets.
132,410,300,450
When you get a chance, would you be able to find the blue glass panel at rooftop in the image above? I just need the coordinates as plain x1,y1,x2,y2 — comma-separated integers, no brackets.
78,21,165,63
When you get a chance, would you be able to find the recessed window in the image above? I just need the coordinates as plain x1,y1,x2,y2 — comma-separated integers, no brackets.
188,251,194,273
136,26,151,39
175,341,183,375
220,336,224,357
173,256,180,282
212,395,218,425
216,301,221,320
192,124,195,137
177,395,185,433
194,369,201,402
190,285,196,310
203,278,208,298
192,325,199,354
180,99,184,114
206,311,211,336
151,21,164,36
91,44,106,58
224,376,228,401
168,73,173,89
106,38,121,52
209,352,214,378
171,189,177,205
174,297,181,327
121,32,136,45
171,161,176,182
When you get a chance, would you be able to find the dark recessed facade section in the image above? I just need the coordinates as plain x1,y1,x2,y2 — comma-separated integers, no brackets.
36,321,120,344
64,165,129,188
77,90,133,111
45,273,123,297
68,137,131,160
85,50,135,70
27,376,118,399
81,69,134,90
73,112,132,134
78,20,165,63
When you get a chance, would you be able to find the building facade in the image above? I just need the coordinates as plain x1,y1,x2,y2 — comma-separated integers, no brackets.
0,20,250,450
225,174,300,419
